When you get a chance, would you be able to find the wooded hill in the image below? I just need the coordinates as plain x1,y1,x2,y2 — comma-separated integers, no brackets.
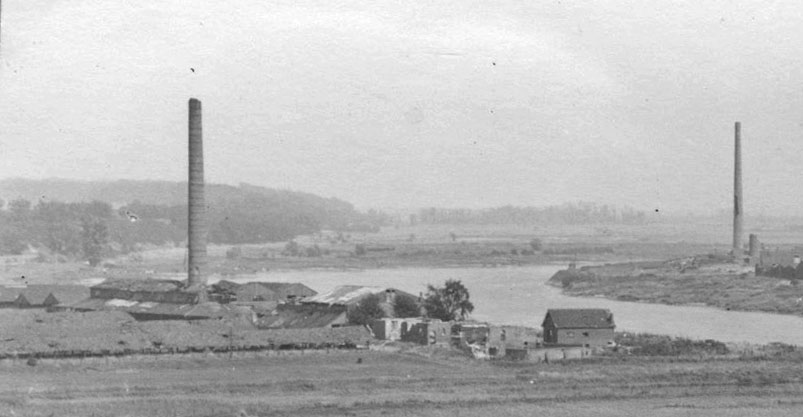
0,179,387,257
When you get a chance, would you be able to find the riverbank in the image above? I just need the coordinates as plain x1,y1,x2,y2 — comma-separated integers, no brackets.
2,222,733,286
548,257,803,317
3,342,803,417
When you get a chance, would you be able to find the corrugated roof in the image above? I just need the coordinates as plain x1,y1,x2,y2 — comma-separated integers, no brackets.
302,285,415,306
257,304,347,329
256,282,317,296
543,309,615,329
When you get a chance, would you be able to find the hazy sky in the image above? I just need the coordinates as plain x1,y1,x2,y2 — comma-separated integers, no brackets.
1,1,802,214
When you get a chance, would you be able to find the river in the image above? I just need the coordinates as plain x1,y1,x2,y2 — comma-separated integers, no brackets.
212,265,803,345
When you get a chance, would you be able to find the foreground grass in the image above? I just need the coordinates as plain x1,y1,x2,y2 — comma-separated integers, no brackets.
2,349,803,416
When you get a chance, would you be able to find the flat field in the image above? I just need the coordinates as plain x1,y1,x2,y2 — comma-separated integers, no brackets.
2,349,803,417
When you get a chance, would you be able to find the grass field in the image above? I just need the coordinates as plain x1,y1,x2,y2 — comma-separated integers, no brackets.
2,349,803,416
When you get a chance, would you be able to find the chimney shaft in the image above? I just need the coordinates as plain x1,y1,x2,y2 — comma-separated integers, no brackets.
733,122,743,255
188,98,207,289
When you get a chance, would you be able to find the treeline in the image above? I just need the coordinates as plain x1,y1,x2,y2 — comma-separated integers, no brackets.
416,202,647,225
0,182,390,258
0,200,115,264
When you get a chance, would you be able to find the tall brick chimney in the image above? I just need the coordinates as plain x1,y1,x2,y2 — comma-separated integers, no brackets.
733,121,743,257
187,98,207,291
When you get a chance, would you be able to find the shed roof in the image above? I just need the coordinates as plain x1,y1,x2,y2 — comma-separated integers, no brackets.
302,285,415,306
17,285,88,306
256,282,317,296
66,297,237,320
0,286,24,303
93,278,185,292
211,280,241,293
542,309,615,329
257,304,347,329
36,285,90,305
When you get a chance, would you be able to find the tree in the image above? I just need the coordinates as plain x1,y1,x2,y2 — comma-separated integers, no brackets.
354,244,366,256
81,217,109,267
347,293,386,325
393,294,421,318
282,240,300,256
423,279,474,321
529,238,543,251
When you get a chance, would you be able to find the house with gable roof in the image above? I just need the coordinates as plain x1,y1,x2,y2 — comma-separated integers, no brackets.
541,308,615,347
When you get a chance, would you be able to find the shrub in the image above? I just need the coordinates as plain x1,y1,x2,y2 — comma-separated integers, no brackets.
226,246,242,260
393,294,421,318
347,293,386,325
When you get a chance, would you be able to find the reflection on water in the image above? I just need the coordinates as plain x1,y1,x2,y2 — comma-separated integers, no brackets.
211,265,803,345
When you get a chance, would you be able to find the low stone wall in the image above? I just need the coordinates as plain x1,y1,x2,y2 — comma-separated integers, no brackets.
505,346,593,362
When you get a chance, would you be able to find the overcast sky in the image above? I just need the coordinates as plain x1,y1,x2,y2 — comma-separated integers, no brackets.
1,1,802,215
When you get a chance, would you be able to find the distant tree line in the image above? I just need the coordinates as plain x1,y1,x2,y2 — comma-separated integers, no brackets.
417,202,647,225
0,199,113,265
0,187,389,260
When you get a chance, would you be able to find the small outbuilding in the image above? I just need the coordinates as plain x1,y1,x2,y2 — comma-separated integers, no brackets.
541,308,615,347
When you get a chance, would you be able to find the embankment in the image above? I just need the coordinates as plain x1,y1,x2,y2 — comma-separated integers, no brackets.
548,257,803,316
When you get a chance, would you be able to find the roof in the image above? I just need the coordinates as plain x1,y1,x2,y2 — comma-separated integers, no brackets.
543,309,615,329
257,304,347,329
16,286,55,305
256,282,317,296
93,278,185,292
66,297,239,320
15,285,88,306
231,301,278,315
211,280,241,293
35,285,90,305
302,285,415,306
0,286,24,303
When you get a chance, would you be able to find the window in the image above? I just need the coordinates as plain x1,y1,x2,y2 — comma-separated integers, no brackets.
582,332,589,337
566,331,575,338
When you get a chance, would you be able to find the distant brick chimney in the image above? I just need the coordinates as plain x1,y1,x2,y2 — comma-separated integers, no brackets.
733,122,743,256
187,98,207,292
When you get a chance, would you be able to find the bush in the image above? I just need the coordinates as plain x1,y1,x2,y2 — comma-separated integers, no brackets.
347,293,386,325
393,295,421,318
282,240,300,256
354,244,366,256
226,246,242,260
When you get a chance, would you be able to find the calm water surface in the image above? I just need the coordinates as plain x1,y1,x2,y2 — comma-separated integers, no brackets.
213,265,803,345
